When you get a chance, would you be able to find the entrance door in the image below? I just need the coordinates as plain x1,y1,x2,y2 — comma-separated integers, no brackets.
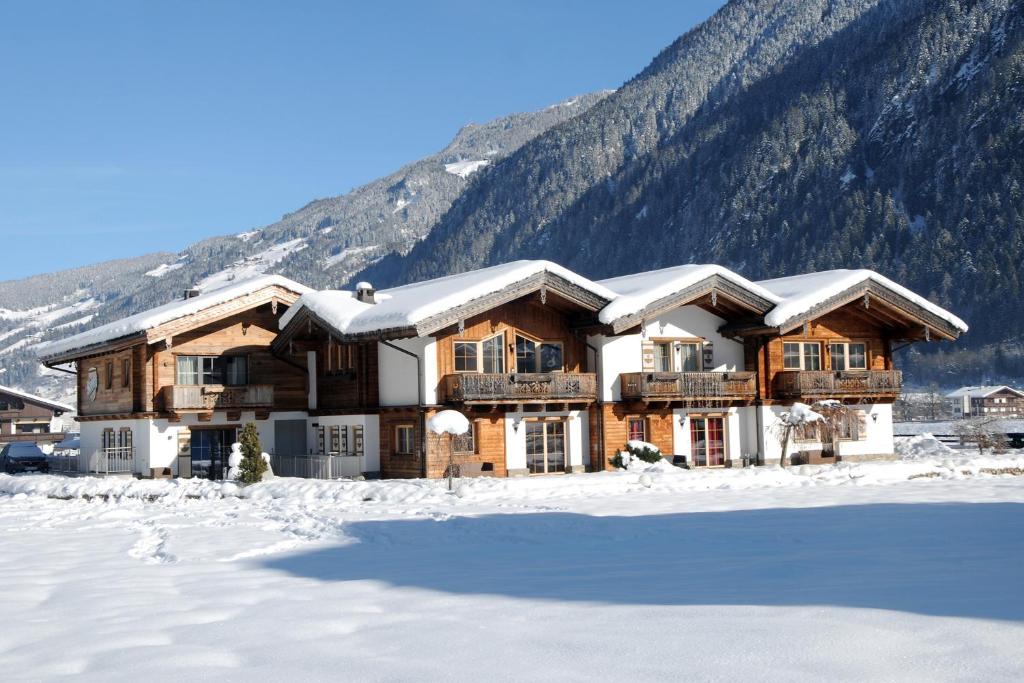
191,428,235,480
275,419,307,456
689,416,726,467
525,420,566,474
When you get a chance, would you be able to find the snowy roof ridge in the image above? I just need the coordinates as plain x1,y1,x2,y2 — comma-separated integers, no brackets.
38,274,311,360
945,385,1024,399
0,384,74,413
281,260,616,336
757,269,969,333
597,264,779,324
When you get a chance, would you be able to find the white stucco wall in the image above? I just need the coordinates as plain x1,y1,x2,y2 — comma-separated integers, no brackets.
309,414,381,475
378,337,437,406
503,409,589,474
757,403,895,463
588,304,745,402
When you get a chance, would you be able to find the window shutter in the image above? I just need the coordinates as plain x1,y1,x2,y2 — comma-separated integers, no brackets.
641,341,655,371
702,341,714,370
857,411,867,441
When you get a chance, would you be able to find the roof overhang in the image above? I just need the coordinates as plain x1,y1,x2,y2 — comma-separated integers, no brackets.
723,280,964,342
605,274,776,335
40,284,303,366
275,270,612,346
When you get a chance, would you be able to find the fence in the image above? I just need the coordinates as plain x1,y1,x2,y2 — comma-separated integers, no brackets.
90,446,135,474
270,453,364,480
46,454,80,474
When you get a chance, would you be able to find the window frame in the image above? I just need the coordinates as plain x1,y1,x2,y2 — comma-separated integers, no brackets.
481,333,505,374
452,420,476,454
783,341,822,371
175,355,248,386
105,361,114,390
453,341,480,373
627,416,647,443
829,341,868,372
121,357,131,388
394,424,416,456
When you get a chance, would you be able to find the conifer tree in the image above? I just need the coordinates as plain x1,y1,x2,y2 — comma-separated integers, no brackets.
238,422,267,485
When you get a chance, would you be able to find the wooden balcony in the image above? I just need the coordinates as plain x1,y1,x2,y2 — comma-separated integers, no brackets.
773,370,902,399
441,373,597,404
163,384,274,411
619,371,756,402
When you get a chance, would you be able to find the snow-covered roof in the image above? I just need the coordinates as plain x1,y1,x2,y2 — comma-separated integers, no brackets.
38,275,311,360
0,384,74,413
281,260,616,336
757,269,969,333
945,385,1024,399
597,264,778,324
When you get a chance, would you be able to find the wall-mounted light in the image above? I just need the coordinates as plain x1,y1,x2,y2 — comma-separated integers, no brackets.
513,417,523,432
871,413,878,423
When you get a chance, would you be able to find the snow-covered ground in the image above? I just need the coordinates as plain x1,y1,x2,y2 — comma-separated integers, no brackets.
2,456,1023,681
896,419,1024,435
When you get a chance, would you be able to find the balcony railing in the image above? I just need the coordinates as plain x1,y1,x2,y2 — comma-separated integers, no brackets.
269,453,365,480
441,372,598,403
619,371,757,402
773,370,902,398
163,384,274,411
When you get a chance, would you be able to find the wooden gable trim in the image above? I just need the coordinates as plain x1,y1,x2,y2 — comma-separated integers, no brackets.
773,282,961,341
145,285,300,344
412,271,610,338
608,274,776,335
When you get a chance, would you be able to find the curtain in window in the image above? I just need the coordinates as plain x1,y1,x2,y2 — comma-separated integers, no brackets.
225,356,247,385
678,343,700,372
176,356,199,385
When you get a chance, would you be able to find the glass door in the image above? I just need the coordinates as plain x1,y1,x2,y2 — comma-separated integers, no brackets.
690,416,726,467
525,421,567,474
190,428,235,480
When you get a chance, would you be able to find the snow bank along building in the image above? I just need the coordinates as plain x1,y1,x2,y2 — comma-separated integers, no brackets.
38,261,966,478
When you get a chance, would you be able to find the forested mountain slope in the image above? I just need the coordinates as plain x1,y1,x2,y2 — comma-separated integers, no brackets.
359,0,1024,385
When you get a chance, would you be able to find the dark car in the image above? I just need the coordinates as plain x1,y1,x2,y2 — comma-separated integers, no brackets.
0,442,50,474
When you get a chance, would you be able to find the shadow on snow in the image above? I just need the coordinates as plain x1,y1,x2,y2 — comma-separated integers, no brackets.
262,502,1024,621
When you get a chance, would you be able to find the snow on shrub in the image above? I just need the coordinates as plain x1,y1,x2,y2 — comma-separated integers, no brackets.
610,440,663,469
896,433,956,460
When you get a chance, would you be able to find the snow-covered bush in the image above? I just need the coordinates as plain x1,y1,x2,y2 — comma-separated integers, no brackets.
237,423,267,485
610,440,663,469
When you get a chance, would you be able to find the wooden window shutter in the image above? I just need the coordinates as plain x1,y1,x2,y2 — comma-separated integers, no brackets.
641,341,656,372
857,410,867,441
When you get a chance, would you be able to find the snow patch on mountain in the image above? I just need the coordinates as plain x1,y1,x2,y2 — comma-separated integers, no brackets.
444,159,490,178
145,262,185,278
198,238,308,290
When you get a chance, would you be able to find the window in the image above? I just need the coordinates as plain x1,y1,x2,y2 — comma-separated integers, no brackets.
482,335,504,374
454,341,479,372
105,361,114,390
122,358,131,387
452,421,476,454
830,342,867,371
176,356,247,385
176,356,200,385
515,335,563,373
783,342,821,370
118,427,133,449
837,411,862,441
627,417,646,442
395,425,415,455
326,342,356,374
794,422,821,441
654,343,672,372
678,342,701,372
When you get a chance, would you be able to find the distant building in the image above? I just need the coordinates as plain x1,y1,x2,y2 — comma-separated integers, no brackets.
945,386,1024,418
0,385,74,446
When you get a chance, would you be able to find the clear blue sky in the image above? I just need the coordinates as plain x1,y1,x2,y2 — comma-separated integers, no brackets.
0,1,723,279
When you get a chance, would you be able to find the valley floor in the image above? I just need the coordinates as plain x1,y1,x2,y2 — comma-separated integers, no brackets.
1,457,1023,681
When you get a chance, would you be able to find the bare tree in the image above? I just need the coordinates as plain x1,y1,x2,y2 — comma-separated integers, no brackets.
773,400,852,467
953,416,1008,455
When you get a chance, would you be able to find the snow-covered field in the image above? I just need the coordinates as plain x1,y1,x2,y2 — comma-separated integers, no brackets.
2,456,1023,681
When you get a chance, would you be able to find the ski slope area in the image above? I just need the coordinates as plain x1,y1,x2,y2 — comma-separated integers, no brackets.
1,458,1022,681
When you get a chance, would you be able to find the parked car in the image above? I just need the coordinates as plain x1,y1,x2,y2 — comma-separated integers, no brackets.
0,442,50,474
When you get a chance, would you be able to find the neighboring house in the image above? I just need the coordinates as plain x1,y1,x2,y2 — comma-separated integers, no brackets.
38,276,311,477
0,385,73,446
945,386,1024,418
38,262,967,479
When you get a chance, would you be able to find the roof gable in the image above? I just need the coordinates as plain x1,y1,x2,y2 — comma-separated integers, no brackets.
38,275,310,363
0,385,73,413
597,264,778,333
756,270,967,341
946,385,1024,399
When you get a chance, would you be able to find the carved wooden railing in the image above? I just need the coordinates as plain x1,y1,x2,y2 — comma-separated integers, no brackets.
442,373,597,403
619,371,756,401
773,370,902,398
164,384,274,411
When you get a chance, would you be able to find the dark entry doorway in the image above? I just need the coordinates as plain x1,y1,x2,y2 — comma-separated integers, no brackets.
190,428,236,480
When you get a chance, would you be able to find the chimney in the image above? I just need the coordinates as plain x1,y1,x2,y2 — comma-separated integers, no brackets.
355,281,376,304
183,288,201,300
